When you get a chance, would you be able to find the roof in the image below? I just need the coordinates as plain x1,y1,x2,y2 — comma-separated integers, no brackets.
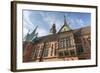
58,15,71,33
35,26,90,43
24,26,90,45
58,24,71,33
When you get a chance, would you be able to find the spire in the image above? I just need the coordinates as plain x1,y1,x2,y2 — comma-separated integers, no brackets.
64,15,67,25
30,26,38,35
58,14,71,33
24,26,38,43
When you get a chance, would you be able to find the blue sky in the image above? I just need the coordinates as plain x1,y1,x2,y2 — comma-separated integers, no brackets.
23,10,91,38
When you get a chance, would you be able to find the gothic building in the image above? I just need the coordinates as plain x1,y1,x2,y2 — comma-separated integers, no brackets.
23,16,91,62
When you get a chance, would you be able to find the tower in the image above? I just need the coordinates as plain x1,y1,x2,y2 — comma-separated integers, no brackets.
50,23,56,34
24,26,38,43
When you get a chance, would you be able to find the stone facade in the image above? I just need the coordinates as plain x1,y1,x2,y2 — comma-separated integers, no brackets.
23,26,91,62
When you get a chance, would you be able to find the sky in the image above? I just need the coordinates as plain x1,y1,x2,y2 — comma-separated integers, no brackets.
23,10,91,38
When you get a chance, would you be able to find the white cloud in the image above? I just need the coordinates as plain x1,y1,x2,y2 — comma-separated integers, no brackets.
23,19,33,30
37,27,48,37
40,12,56,27
23,11,35,38
68,17,86,29
76,19,84,26
39,12,65,33
23,11,35,28
23,11,51,38
23,27,28,38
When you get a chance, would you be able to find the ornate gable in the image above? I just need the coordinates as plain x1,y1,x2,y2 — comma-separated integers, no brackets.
59,24,70,32
58,15,71,33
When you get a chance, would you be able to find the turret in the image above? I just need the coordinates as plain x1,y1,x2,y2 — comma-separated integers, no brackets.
50,23,56,34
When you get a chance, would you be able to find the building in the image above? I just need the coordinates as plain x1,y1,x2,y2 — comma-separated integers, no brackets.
23,16,91,62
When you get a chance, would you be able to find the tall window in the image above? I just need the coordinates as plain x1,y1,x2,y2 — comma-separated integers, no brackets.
39,49,42,57
77,45,84,55
55,49,57,56
67,36,71,47
59,37,71,49
66,38,69,48
54,43,56,56
31,49,35,60
43,48,48,57
34,49,39,57
64,51,69,56
31,48,39,60
50,44,53,56
55,43,57,49
70,50,76,56
63,38,67,48
59,39,63,48
59,38,65,49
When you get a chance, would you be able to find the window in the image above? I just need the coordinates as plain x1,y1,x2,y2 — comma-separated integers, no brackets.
31,49,35,59
31,48,39,60
39,50,42,57
77,46,84,55
55,49,57,56
64,51,69,56
43,48,48,57
58,52,63,57
58,51,69,57
67,36,71,47
51,44,53,56
59,37,71,49
59,40,63,48
63,38,67,48
70,50,75,56
34,49,39,57
55,43,57,49
66,38,69,47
